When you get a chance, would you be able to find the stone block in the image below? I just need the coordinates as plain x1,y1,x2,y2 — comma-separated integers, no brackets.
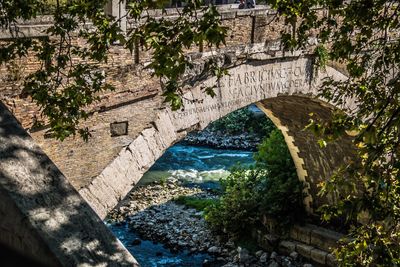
326,253,337,267
130,134,155,169
296,243,313,259
79,188,106,218
310,227,343,252
262,215,278,233
291,225,312,244
259,234,279,251
310,248,328,265
278,240,296,255
87,177,118,211
141,127,163,159
220,11,237,20
154,110,176,147
289,226,298,240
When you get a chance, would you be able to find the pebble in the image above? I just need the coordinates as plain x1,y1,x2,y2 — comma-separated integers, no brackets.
208,246,221,254
290,251,298,260
268,261,280,267
260,252,269,263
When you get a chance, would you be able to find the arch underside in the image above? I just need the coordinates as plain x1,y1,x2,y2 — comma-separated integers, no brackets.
77,56,354,218
257,96,354,212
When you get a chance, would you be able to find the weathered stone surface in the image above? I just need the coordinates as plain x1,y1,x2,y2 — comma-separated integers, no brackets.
0,102,138,266
310,248,328,265
291,225,312,244
296,243,314,259
326,253,337,267
278,240,297,255
311,227,344,252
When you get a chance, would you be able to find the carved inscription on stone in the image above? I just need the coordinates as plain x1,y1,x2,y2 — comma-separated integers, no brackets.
225,65,306,99
173,59,311,120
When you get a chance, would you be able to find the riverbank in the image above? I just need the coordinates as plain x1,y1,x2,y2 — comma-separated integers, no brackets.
107,179,313,267
181,105,274,151
183,128,263,151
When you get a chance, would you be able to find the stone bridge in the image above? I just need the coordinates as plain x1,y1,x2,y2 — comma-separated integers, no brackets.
75,53,354,219
0,4,354,266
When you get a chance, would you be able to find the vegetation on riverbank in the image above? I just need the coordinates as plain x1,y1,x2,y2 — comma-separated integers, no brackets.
208,107,275,137
184,106,277,150
205,129,305,237
173,195,217,212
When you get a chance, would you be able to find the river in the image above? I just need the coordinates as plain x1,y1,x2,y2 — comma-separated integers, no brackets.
139,144,255,188
107,142,255,267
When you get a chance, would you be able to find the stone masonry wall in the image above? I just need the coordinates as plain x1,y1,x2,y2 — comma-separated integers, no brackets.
0,102,138,266
254,221,344,267
0,6,290,190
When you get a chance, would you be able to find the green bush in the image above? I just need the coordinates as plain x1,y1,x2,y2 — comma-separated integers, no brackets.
208,106,275,137
254,130,306,226
205,167,266,235
205,129,306,236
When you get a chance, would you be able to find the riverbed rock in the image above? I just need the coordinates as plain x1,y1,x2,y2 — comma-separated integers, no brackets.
268,260,280,267
260,252,269,263
290,251,299,260
222,263,239,267
208,246,221,254
255,250,263,258
237,247,251,263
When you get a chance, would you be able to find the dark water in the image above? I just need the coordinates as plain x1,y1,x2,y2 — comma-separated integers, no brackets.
108,222,214,267
108,143,255,266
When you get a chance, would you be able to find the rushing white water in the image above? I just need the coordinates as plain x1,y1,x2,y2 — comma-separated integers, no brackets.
139,144,255,186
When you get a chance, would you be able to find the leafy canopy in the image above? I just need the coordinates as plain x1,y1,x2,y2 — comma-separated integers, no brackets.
0,0,227,140
270,0,400,265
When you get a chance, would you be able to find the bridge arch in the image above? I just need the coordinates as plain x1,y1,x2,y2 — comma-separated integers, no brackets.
78,55,355,218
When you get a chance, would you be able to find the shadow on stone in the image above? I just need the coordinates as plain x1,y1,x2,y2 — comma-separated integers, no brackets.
0,102,138,266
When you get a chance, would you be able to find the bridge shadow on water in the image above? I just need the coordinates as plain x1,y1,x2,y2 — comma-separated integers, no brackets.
0,102,136,266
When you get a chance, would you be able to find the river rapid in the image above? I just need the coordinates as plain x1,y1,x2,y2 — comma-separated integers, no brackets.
139,144,255,188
